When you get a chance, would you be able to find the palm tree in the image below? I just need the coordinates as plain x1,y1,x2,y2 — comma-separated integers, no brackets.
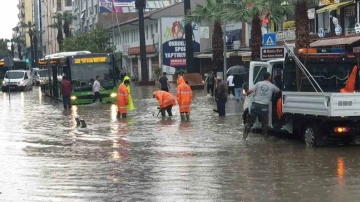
21,21,36,67
10,39,15,58
49,13,64,51
62,12,76,38
135,0,149,82
32,30,40,67
223,0,293,60
185,0,224,72
13,37,25,60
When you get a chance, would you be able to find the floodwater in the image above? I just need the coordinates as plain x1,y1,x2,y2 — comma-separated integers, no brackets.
1,85,360,201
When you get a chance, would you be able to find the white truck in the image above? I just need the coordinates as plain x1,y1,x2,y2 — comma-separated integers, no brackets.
242,48,360,146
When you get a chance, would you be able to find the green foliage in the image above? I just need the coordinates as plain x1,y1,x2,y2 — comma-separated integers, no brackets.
175,69,187,75
0,38,10,59
62,26,115,53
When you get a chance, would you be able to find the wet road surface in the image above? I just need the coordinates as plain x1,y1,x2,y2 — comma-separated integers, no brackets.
1,86,360,201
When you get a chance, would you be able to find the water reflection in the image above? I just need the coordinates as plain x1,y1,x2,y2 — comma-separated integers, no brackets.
1,86,360,201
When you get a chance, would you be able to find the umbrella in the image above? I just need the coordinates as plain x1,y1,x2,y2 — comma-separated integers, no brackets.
226,65,248,75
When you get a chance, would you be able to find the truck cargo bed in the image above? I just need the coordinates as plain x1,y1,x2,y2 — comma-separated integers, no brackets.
282,92,360,117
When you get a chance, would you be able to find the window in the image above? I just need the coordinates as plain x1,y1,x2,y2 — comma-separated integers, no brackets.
150,24,153,37
57,0,62,11
317,12,330,33
253,66,268,84
343,4,356,34
155,23,158,33
65,0,72,6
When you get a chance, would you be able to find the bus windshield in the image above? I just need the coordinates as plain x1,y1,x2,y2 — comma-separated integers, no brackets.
70,63,115,91
5,72,24,79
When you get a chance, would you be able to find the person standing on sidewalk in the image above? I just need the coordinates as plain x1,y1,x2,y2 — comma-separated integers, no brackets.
205,71,215,97
159,72,170,92
227,74,235,96
233,75,244,102
92,76,104,103
243,72,281,140
215,77,228,116
60,76,72,109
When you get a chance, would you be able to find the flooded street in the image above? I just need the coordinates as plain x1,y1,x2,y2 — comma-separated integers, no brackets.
1,85,360,201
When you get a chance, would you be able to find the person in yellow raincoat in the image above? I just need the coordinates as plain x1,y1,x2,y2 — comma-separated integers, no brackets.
122,76,135,111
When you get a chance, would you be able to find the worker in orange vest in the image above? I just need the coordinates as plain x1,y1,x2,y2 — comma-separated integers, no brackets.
177,76,192,120
153,90,176,117
117,80,130,118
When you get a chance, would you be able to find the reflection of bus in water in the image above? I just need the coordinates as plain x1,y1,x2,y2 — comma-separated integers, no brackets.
42,53,119,105
0,58,27,83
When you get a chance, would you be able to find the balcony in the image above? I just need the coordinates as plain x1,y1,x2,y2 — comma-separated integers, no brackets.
17,2,24,9
64,6,72,11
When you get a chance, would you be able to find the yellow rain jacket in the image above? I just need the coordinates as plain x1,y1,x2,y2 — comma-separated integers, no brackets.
122,76,135,111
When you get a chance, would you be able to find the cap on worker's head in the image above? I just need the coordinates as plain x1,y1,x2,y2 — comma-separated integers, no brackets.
124,80,130,84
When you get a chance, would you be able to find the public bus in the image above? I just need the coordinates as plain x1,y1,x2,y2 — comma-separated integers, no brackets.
0,58,27,84
42,52,119,105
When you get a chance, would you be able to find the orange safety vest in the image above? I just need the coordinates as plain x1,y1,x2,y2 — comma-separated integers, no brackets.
340,65,358,93
117,84,129,113
154,90,176,109
176,76,192,113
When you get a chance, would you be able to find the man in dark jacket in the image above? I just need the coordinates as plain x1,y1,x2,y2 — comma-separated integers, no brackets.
215,77,228,116
61,76,72,109
233,75,244,102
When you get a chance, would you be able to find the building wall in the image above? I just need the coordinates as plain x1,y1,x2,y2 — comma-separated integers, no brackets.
24,0,33,48
43,0,73,55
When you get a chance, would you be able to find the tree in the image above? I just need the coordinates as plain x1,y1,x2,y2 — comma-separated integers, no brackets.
32,30,40,67
62,26,115,53
10,39,15,58
21,21,36,67
49,13,64,51
223,0,293,60
185,0,224,72
0,38,10,59
135,0,149,82
62,12,76,38
13,36,25,60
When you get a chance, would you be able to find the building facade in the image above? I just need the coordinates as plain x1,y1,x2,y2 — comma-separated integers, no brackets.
72,0,174,34
16,0,33,59
42,0,72,55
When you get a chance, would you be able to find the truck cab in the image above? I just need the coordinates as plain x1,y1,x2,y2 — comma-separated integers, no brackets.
243,48,360,146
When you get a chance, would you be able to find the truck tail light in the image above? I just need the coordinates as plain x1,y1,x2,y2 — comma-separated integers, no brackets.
334,127,350,133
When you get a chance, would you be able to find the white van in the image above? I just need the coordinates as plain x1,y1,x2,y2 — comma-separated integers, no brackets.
1,70,33,92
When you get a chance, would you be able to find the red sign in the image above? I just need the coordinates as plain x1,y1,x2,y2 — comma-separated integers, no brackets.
170,58,186,66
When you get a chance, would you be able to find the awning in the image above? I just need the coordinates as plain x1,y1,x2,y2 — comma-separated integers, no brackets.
310,36,360,47
196,53,212,58
316,1,352,14
237,52,252,56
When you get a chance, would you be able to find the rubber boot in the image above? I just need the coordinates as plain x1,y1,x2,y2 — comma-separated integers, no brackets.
116,112,120,118
181,113,186,121
122,113,127,118
185,113,190,121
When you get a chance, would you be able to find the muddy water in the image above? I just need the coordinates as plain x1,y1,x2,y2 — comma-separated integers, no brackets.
1,86,360,201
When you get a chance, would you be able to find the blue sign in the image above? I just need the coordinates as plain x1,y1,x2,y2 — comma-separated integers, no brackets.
25,58,30,63
263,33,277,47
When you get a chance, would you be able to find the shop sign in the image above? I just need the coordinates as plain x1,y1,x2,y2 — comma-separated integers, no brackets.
353,47,360,53
308,8,315,19
344,5,356,17
260,47,285,61
355,23,360,33
282,21,295,29
276,29,295,41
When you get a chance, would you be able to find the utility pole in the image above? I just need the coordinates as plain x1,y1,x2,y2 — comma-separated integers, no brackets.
223,23,227,80
136,0,149,82
38,0,43,58
184,0,194,73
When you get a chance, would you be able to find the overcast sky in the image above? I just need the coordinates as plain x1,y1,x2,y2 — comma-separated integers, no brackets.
0,1,19,40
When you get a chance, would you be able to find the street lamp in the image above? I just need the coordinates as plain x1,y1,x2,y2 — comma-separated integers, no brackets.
135,0,149,82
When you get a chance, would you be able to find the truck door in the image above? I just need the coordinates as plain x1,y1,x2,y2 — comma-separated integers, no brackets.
247,61,272,129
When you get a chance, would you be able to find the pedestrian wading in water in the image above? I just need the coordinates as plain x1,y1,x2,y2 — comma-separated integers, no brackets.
243,72,281,140
177,76,193,121
117,80,130,118
153,90,176,117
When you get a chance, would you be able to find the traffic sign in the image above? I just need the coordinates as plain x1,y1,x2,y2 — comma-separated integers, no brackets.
263,33,276,47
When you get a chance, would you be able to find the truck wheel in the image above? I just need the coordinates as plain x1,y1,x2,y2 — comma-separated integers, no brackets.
303,124,317,146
